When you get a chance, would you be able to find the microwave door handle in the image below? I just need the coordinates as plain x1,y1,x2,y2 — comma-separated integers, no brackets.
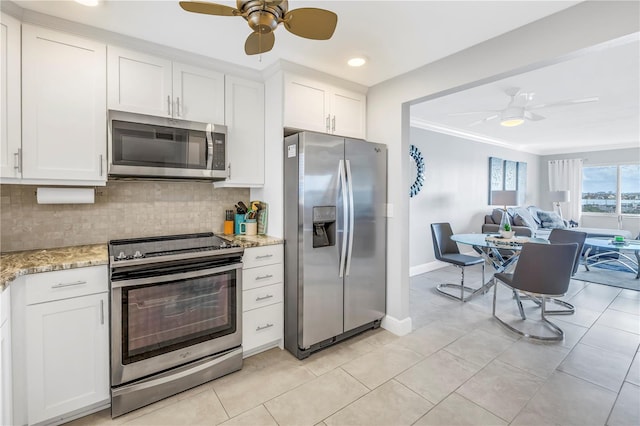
206,124,214,170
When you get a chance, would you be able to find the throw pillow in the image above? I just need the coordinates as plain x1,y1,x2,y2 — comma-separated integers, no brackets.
491,208,510,225
512,207,539,229
527,206,543,226
537,210,567,229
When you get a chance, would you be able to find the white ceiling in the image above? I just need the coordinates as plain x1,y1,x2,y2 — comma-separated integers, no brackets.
11,1,637,156
12,0,579,87
410,37,640,155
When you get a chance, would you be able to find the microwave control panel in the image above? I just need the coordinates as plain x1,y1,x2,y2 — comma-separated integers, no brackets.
212,136,226,171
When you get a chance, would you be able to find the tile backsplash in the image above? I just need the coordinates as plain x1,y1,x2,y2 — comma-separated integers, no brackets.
0,181,249,252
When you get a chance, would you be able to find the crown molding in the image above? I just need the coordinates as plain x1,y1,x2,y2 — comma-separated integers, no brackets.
410,117,638,156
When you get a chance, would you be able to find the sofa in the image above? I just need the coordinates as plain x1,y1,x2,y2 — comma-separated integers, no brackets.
482,205,633,239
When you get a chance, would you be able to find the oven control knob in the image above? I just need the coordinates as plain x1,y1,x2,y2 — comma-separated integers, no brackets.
116,251,127,260
133,250,144,259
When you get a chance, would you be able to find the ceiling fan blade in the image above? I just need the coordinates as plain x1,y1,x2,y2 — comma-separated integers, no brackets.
529,96,599,110
524,111,546,121
245,31,275,55
448,110,500,116
469,114,499,127
283,8,337,40
179,1,239,16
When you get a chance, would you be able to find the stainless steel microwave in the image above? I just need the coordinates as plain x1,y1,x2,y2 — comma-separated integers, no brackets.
108,110,227,180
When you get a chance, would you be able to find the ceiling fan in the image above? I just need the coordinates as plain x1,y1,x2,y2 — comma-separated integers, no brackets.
449,87,599,127
179,0,338,55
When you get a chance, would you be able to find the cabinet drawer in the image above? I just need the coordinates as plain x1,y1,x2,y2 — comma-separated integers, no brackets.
242,263,282,291
242,245,283,269
243,282,283,312
242,302,282,352
25,266,108,305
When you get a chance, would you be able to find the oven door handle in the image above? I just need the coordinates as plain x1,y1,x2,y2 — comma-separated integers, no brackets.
110,263,241,289
111,348,240,398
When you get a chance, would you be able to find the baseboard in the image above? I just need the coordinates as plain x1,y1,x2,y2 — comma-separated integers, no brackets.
410,260,447,277
410,250,477,277
381,315,412,336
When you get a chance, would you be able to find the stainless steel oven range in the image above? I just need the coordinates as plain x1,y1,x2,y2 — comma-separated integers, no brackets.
108,233,244,418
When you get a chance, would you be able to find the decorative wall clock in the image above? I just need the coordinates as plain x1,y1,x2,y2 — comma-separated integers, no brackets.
410,144,425,198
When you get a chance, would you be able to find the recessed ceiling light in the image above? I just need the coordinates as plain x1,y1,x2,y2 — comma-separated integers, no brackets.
347,57,367,67
75,0,100,6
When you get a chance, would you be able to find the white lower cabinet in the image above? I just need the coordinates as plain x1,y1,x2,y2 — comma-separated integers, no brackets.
1,287,12,426
12,266,110,425
242,245,283,357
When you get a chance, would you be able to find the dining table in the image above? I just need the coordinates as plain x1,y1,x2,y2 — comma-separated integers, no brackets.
450,233,548,273
450,233,550,315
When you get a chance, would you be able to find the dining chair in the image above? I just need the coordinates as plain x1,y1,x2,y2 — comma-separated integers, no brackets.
529,228,587,316
492,242,579,341
430,223,485,302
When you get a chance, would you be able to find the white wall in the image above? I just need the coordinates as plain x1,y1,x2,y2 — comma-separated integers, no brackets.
540,147,640,237
408,127,540,274
366,1,640,335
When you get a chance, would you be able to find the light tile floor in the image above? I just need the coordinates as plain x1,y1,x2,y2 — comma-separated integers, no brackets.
68,266,640,425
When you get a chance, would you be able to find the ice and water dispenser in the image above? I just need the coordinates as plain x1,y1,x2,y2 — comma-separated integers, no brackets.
312,206,336,248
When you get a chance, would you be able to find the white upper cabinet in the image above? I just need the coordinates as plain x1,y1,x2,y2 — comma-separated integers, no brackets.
0,13,21,180
21,24,107,183
108,46,225,124
215,76,265,187
173,62,225,123
108,46,172,117
284,74,366,139
330,89,366,139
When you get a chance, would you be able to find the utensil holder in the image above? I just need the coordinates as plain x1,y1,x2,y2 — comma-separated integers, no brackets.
234,214,245,235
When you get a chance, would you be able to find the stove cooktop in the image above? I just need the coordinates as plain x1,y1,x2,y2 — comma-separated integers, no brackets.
109,232,242,263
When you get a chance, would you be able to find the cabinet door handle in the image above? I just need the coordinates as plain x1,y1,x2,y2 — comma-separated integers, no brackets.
255,274,273,281
100,299,104,325
51,280,87,289
331,115,336,132
14,149,22,173
255,254,273,259
176,97,181,117
167,95,172,116
256,294,274,301
256,323,274,331
326,114,331,132
99,154,103,176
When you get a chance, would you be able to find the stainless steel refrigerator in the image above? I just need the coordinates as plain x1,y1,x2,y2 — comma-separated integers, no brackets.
283,131,387,359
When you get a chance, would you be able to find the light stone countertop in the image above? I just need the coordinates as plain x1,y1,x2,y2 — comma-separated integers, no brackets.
216,234,284,248
0,244,108,291
0,235,283,291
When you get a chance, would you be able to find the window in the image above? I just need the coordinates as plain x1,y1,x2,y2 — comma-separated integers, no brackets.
582,164,640,215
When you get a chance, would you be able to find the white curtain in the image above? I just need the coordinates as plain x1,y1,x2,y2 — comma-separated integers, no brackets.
548,159,583,223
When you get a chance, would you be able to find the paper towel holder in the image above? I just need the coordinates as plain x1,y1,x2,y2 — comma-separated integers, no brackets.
36,187,97,204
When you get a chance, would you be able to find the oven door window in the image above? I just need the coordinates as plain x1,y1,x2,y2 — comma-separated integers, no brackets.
121,269,236,364
111,120,207,170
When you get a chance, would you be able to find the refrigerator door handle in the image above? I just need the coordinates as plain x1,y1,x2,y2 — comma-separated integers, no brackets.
345,159,355,276
338,159,348,278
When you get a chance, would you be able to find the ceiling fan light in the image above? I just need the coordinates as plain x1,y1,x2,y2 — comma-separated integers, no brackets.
347,57,367,67
500,106,525,127
500,118,524,127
